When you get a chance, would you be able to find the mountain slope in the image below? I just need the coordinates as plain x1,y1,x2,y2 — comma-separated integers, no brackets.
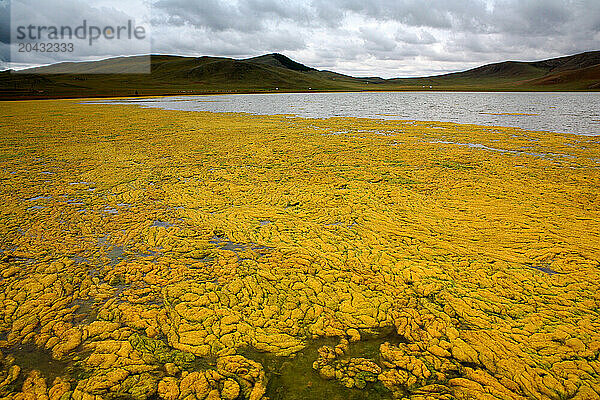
245,53,316,71
439,51,600,80
529,51,600,73
18,55,153,74
0,53,373,98
389,51,600,89
524,63,600,89
1,51,599,99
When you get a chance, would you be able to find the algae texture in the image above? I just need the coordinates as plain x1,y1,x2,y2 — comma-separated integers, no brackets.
0,99,599,399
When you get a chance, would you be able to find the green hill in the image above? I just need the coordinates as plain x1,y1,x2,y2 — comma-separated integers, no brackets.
246,53,316,71
0,53,376,99
389,51,600,90
1,51,599,99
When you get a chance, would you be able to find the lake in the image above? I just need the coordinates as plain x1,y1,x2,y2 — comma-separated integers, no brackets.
92,91,600,136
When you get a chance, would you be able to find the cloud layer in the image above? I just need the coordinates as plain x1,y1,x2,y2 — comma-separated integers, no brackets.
2,0,600,77
150,0,600,77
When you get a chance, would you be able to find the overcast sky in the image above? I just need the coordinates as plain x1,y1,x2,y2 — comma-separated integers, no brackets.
1,0,599,77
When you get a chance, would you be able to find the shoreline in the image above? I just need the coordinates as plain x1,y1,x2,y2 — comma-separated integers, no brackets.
2,86,600,101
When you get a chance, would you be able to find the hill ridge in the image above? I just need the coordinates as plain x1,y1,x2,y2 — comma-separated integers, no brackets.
1,51,599,99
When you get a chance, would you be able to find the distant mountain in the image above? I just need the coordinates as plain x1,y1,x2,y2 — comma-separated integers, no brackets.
440,51,600,79
390,51,600,90
0,53,377,99
1,51,599,99
246,53,316,72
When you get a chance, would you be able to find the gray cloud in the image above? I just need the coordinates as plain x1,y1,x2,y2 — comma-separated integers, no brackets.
2,0,151,71
148,0,600,77
0,0,9,44
152,0,317,32
395,29,437,45
359,27,397,52
342,0,488,30
2,0,599,77
0,1,8,69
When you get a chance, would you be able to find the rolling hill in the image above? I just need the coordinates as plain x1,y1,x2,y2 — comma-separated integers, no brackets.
388,51,600,90
1,51,599,99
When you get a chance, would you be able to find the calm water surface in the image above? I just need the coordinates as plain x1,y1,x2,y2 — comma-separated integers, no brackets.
92,92,600,136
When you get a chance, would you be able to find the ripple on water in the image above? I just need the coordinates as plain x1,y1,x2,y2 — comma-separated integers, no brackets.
528,264,563,275
429,140,575,159
210,235,272,256
152,220,174,228
27,195,52,201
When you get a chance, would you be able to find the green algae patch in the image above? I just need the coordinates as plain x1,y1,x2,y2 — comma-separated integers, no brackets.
7,345,68,381
240,334,397,400
0,99,600,399
129,333,196,369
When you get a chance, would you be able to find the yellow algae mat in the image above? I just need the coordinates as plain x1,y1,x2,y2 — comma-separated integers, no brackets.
0,99,599,400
